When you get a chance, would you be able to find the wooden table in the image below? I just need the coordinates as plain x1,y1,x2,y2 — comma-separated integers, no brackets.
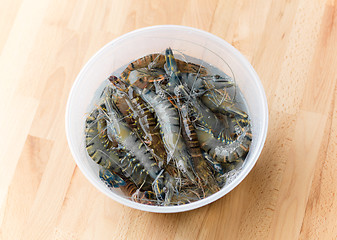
1,0,336,239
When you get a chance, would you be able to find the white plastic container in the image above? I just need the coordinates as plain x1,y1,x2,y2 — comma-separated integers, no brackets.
65,25,268,213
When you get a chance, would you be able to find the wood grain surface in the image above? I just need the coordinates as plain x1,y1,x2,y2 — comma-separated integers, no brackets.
1,0,337,239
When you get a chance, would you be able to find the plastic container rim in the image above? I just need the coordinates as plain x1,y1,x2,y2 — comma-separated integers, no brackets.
65,25,268,213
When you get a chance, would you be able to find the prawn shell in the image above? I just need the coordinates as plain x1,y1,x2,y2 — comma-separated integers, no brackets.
87,49,252,206
121,52,207,82
180,104,220,194
109,76,168,169
99,168,126,188
85,109,121,171
135,87,196,182
121,54,166,81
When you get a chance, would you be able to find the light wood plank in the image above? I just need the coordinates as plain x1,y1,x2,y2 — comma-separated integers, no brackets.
299,85,337,239
0,136,53,239
1,0,337,239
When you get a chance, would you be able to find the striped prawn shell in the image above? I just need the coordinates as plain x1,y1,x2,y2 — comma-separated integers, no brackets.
117,171,157,204
118,126,166,198
201,91,248,119
99,168,126,188
100,167,157,205
135,87,196,182
131,68,166,90
202,151,224,175
121,54,166,82
120,52,208,82
230,115,251,138
105,101,167,200
85,109,121,171
127,89,168,166
196,124,252,164
180,104,220,194
177,60,208,76
85,106,159,192
108,77,168,167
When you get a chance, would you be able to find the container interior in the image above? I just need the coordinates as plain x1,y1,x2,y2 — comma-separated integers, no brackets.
66,26,268,212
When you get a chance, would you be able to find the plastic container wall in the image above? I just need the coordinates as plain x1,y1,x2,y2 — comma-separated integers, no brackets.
65,25,268,213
